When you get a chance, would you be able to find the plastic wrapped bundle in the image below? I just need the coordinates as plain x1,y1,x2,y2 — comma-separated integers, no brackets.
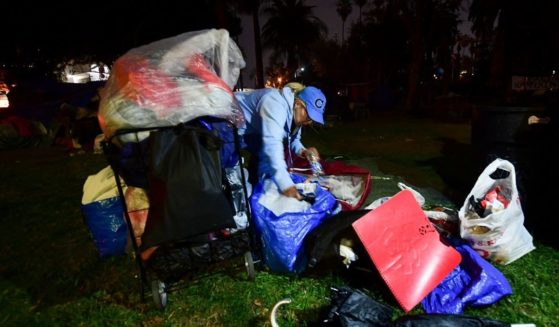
99,29,246,138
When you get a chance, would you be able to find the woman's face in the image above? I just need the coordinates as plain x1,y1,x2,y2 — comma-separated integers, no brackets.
293,99,313,127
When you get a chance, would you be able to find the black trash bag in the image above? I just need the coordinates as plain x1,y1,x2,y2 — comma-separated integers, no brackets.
305,210,370,269
319,286,514,327
141,126,236,249
392,314,510,327
323,286,393,327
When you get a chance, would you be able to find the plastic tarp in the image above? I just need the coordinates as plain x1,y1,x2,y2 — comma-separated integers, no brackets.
250,174,340,273
81,198,128,258
422,240,512,314
98,28,246,138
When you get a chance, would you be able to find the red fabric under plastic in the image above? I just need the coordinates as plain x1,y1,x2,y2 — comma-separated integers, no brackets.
112,55,182,115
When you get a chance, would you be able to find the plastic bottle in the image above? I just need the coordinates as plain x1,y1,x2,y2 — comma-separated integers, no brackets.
306,150,324,176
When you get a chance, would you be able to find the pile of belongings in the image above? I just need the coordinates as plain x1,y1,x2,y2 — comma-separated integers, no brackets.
98,28,246,141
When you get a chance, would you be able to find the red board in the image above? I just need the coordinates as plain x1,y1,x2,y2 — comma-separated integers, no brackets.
352,190,462,312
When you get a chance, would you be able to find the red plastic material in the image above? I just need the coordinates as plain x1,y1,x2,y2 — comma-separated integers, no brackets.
481,186,509,210
352,190,462,312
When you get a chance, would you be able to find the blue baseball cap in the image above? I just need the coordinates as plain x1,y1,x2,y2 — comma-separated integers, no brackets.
298,86,326,125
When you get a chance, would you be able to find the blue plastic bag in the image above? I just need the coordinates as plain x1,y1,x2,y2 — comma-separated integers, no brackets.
209,120,240,169
421,239,512,314
81,197,128,258
250,174,340,273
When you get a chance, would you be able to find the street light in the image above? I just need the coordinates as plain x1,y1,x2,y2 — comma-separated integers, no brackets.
294,67,305,78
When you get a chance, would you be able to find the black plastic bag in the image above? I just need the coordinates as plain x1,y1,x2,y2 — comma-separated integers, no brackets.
392,314,510,327
321,286,512,327
141,126,235,249
305,209,370,268
323,286,393,327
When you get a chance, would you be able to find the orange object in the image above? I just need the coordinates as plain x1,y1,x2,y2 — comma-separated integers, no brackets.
352,190,462,312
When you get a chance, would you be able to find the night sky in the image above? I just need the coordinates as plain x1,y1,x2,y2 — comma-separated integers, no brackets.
3,1,473,88
2,1,368,61
2,1,229,62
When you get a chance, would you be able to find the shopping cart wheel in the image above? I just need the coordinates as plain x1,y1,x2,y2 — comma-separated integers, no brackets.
151,279,168,309
244,251,255,280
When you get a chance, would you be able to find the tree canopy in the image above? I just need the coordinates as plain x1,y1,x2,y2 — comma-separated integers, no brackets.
261,0,327,76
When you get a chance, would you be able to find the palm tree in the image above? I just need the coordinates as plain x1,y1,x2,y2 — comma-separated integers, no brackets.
336,0,353,47
353,0,368,24
261,0,327,77
226,0,270,88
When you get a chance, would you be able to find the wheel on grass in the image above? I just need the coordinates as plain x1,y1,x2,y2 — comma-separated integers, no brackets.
244,251,255,280
151,279,168,309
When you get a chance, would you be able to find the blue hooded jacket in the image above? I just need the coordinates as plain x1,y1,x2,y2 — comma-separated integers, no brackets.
235,86,305,191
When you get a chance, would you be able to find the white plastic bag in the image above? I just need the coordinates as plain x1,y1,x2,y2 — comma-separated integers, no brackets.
81,165,126,205
459,158,535,264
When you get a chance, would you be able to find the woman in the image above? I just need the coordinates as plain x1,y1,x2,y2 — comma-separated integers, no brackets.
235,83,326,200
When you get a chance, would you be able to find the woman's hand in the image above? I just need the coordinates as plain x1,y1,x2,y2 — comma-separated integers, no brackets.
282,186,303,200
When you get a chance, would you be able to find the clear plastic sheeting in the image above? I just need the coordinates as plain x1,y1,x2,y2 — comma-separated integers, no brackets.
99,29,246,138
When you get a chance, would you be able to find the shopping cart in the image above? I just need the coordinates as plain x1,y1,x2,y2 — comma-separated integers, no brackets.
102,116,256,308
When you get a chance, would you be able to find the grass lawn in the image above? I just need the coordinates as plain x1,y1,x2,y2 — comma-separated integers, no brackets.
1,112,557,326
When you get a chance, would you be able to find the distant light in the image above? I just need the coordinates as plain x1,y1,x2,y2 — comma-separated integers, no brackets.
0,93,9,108
66,73,91,84
89,63,110,82
553,70,556,75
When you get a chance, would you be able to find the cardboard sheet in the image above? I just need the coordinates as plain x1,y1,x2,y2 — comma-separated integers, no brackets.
352,190,461,312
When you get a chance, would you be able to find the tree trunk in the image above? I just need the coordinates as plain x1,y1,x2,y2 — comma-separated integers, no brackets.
341,20,346,47
405,47,423,113
404,0,426,114
252,11,265,88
